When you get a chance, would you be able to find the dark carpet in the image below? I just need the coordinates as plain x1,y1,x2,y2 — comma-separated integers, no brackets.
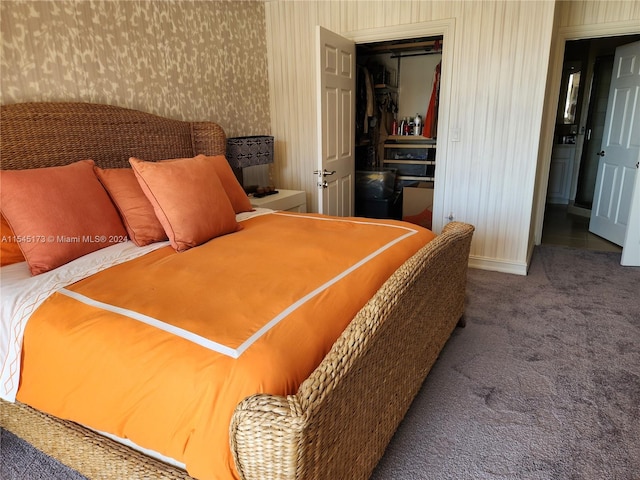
2,245,639,479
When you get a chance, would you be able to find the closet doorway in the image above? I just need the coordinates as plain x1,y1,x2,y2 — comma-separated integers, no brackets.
353,35,444,228
345,20,455,233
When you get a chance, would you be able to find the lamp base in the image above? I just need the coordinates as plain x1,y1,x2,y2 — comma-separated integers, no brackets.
252,190,279,199
245,185,278,198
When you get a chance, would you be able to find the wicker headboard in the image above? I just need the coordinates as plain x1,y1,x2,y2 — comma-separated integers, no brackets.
0,102,226,170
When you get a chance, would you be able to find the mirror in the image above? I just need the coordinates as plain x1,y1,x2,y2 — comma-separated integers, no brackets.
563,69,581,124
559,61,582,125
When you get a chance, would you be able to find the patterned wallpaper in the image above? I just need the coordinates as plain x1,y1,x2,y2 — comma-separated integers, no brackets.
0,0,270,137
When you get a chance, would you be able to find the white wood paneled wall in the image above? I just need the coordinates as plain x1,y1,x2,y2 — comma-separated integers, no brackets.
265,0,556,274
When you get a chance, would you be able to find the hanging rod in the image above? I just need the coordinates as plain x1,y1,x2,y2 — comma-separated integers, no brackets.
367,40,439,52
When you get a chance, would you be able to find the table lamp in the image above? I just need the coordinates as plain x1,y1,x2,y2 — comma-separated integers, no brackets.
226,136,274,193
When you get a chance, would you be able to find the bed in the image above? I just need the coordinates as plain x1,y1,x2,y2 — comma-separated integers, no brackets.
0,102,474,480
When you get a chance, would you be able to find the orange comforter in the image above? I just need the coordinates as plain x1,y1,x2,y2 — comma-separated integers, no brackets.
16,212,435,480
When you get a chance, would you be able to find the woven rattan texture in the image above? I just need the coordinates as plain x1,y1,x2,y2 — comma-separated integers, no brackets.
230,222,474,480
0,400,195,480
0,101,475,480
0,102,226,170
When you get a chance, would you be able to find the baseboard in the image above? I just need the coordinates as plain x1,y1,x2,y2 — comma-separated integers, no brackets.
468,255,528,276
567,202,591,218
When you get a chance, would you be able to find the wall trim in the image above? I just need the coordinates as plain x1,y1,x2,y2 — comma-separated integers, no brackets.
567,200,590,218
343,19,456,44
559,19,640,41
468,255,528,276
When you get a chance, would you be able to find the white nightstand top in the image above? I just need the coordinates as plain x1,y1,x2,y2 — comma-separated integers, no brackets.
249,189,307,213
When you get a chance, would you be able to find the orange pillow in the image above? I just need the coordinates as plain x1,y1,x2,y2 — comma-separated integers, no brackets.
94,167,168,247
1,214,26,266
0,160,128,275
129,156,239,252
204,155,253,213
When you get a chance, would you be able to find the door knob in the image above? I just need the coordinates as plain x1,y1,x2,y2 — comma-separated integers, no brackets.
313,169,336,176
597,150,606,157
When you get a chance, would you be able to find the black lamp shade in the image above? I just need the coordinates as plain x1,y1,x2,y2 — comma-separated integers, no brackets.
226,136,274,169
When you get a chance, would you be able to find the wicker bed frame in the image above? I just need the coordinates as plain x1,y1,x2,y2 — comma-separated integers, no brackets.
0,102,474,480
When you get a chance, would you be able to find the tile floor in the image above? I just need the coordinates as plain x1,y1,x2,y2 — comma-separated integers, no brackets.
542,204,622,253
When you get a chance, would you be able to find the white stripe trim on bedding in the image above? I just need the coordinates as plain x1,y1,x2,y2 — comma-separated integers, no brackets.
0,211,422,400
57,288,240,359
0,240,170,402
273,211,419,232
234,228,417,356
56,217,419,359
0,209,272,402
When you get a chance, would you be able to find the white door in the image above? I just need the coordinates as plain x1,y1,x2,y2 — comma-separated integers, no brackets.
589,40,640,264
622,164,640,266
316,26,355,216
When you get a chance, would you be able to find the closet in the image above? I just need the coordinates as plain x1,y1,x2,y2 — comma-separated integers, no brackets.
354,36,443,229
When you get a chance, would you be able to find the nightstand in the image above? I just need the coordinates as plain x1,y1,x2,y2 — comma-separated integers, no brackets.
250,189,307,213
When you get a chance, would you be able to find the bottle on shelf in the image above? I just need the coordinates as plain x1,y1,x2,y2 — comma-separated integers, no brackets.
414,114,422,136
